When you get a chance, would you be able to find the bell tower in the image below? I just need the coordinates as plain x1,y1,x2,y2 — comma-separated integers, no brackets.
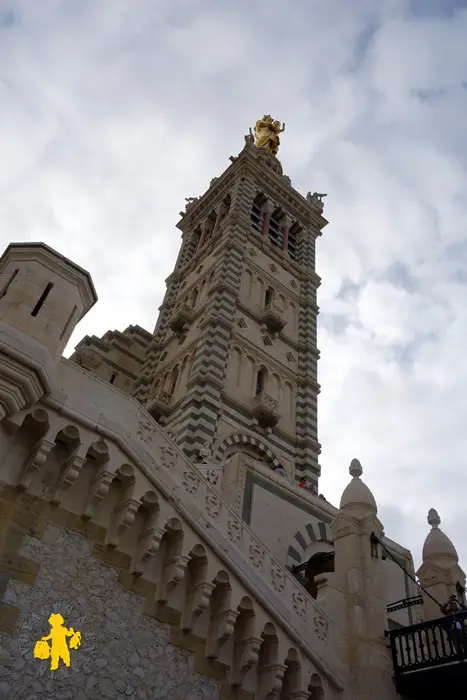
133,118,328,490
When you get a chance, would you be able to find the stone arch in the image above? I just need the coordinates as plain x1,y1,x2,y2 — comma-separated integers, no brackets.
214,432,281,470
286,520,333,570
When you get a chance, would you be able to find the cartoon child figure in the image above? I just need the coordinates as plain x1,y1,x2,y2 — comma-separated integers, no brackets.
36,613,80,671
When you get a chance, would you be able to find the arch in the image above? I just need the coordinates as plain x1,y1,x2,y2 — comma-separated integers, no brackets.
243,269,253,298
270,372,281,400
284,381,294,418
286,520,333,571
214,432,281,470
191,287,199,307
308,673,325,700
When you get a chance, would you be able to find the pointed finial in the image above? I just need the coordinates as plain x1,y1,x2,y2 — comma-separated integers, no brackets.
428,508,441,528
349,458,363,478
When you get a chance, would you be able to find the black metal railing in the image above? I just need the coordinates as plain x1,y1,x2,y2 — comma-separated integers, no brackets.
389,609,467,677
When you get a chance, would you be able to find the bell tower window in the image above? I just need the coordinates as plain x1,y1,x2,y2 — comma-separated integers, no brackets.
288,223,300,261
268,210,284,248
251,194,266,233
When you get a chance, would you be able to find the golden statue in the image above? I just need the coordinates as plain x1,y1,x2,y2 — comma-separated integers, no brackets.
253,115,285,156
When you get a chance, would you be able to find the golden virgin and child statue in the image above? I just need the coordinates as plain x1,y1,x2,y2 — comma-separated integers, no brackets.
253,115,285,156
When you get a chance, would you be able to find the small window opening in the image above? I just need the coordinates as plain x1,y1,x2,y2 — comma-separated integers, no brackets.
60,305,77,340
110,372,117,385
265,286,274,307
256,367,266,396
31,282,53,317
169,366,179,395
0,268,19,300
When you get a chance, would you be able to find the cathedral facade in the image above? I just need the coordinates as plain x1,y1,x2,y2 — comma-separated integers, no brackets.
0,122,465,699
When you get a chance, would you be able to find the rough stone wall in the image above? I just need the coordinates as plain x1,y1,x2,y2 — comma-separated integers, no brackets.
0,524,220,700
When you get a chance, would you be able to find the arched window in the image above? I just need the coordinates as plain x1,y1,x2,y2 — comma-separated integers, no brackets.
265,286,274,307
255,366,267,396
169,365,179,395
191,287,198,307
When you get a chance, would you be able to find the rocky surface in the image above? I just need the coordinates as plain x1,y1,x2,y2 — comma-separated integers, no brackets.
0,525,220,700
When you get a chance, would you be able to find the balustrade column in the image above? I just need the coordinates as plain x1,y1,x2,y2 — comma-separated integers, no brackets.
262,201,274,239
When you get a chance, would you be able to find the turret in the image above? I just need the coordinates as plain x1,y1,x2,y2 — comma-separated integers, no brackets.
316,459,396,699
417,508,466,620
0,242,97,419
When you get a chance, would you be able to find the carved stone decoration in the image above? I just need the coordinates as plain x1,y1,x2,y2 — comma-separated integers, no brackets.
136,416,154,443
82,469,114,520
271,562,286,593
248,543,265,570
292,590,307,620
235,464,247,514
313,614,329,642
231,635,262,687
205,494,221,520
107,498,140,548
204,468,221,487
228,519,242,546
160,445,176,470
183,471,199,495
49,452,87,506
18,438,55,492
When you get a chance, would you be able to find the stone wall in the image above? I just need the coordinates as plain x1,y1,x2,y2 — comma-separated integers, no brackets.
0,525,220,700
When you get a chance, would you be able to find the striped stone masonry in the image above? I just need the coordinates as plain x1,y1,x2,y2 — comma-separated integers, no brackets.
295,230,322,487
167,175,257,459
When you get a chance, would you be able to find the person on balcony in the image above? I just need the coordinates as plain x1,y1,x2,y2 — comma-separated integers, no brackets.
441,595,466,655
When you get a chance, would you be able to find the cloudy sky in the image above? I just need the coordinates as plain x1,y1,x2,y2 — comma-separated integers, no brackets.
1,0,467,571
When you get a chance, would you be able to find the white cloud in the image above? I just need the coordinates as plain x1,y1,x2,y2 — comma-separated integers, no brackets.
1,0,467,575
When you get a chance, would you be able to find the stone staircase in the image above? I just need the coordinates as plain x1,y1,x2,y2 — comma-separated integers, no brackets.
0,358,345,699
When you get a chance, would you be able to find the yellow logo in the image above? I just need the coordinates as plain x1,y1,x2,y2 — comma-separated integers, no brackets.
33,613,81,671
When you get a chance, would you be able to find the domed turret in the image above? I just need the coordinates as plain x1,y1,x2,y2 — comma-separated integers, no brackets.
339,458,377,516
422,508,458,563
0,242,97,419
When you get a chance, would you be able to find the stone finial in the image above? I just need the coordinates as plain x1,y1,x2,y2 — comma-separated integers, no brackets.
422,508,458,562
349,458,363,478
339,458,377,514
428,508,441,528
